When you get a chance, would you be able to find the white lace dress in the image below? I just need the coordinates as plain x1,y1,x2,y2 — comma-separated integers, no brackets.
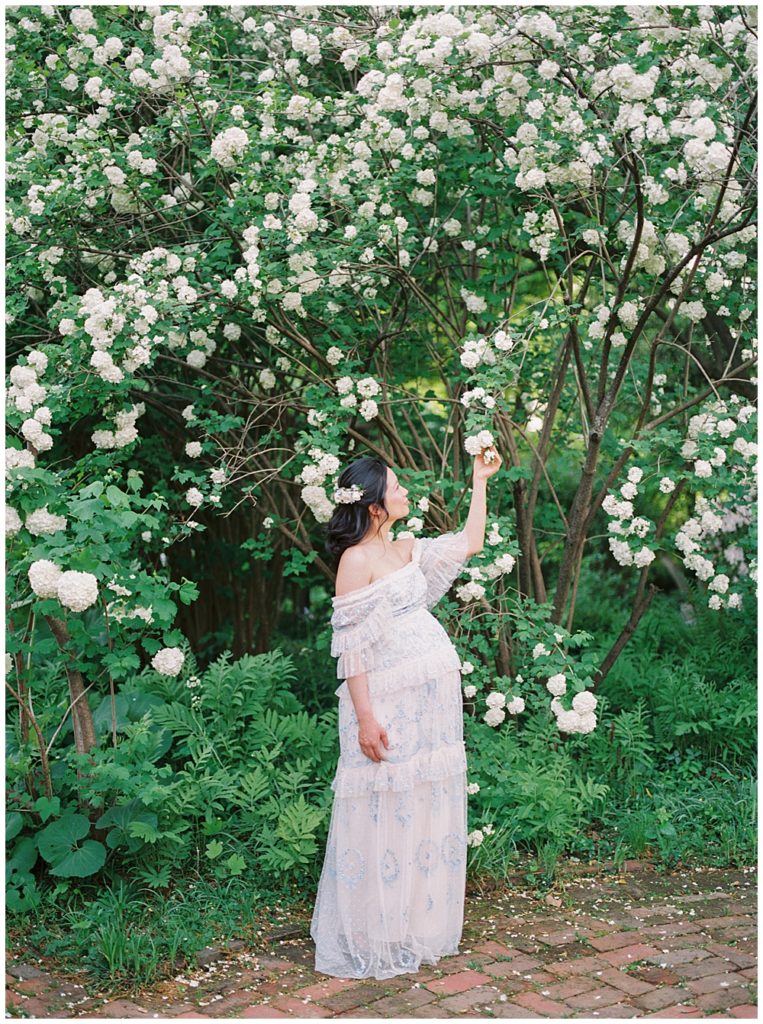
310,528,472,980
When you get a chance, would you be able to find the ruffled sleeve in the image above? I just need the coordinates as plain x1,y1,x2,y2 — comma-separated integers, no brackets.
330,586,393,680
417,527,472,610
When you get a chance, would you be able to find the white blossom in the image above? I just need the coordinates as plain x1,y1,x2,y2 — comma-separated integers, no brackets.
57,570,99,612
151,647,185,677
28,559,62,598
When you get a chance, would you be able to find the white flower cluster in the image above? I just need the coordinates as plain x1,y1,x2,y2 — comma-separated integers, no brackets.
288,178,320,235
333,484,364,505
333,374,380,419
455,579,486,603
298,448,342,523
151,646,185,677
291,27,322,65
91,403,145,450
616,217,665,276
549,680,598,734
24,506,68,536
6,447,36,476
460,386,496,411
676,494,752,610
28,559,99,612
681,400,756,480
459,325,516,373
8,353,49,416
464,429,496,459
210,127,249,168
672,397,756,608
483,688,525,727
604,465,657,569
459,336,493,371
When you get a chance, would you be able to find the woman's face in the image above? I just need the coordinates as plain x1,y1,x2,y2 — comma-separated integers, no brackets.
384,468,410,521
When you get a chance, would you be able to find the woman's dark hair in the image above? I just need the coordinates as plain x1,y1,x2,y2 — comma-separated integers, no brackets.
324,456,390,565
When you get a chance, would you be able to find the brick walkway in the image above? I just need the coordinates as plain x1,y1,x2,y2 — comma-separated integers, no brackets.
6,865,756,1019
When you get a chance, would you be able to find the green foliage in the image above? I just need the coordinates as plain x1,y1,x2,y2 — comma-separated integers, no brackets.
464,591,756,874
6,647,338,913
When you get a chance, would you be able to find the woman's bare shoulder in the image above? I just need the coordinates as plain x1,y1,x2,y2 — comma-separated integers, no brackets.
335,545,373,598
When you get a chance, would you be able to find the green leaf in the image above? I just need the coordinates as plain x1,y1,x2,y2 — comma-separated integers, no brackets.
105,485,130,508
38,813,106,877
226,853,246,876
206,839,224,859
34,796,61,822
6,812,23,841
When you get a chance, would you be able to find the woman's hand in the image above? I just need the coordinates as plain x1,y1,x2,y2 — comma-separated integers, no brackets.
357,715,390,762
473,446,503,483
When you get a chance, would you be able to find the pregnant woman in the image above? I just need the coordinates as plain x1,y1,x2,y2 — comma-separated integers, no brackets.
310,447,502,980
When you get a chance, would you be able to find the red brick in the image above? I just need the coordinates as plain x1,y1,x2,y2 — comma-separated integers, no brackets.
484,960,542,980
694,915,751,929
717,926,756,941
270,996,334,1016
512,990,572,1016
680,956,745,979
600,943,663,966
599,966,655,995
694,988,754,1012
438,984,504,1013
542,977,599,1000
592,1005,641,1018
740,966,757,979
424,968,493,994
488,1003,543,1018
686,972,747,995
254,956,296,972
729,1005,759,1018
565,984,632,1009
95,999,152,1016
705,943,757,968
293,977,359,999
631,903,682,920
537,928,594,946
587,931,642,952
527,969,557,983
644,947,712,967
640,921,702,938
631,966,680,985
359,987,436,1015
239,1007,291,1018
474,940,522,958
314,981,390,1013
436,951,496,973
634,986,697,1012
546,955,609,976
4,994,52,1015
643,1008,702,1019
14,977,59,995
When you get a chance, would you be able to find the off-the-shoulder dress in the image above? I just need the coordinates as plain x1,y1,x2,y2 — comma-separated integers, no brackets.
310,529,473,980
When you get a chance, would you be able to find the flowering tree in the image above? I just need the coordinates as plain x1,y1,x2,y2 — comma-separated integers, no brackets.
6,1,757,797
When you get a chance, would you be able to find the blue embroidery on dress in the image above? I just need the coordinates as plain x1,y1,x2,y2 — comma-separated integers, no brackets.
394,791,412,827
441,831,466,869
381,848,400,885
425,893,434,912
368,790,380,823
398,947,416,969
337,847,366,888
430,781,443,813
415,838,439,875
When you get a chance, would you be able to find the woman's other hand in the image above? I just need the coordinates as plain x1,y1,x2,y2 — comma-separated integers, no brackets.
357,714,390,762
